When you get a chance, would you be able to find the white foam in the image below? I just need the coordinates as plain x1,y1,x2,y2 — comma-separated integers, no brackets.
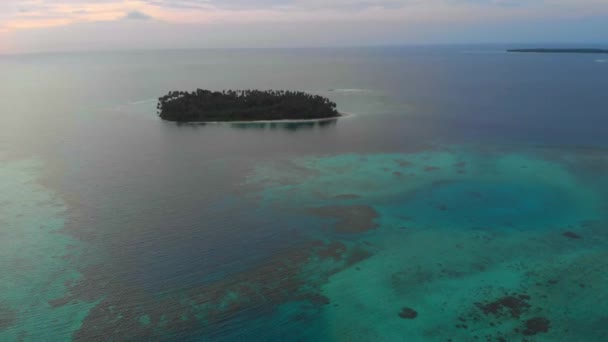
595,59,607,63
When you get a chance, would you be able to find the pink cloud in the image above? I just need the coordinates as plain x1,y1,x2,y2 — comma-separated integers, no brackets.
2,0,608,32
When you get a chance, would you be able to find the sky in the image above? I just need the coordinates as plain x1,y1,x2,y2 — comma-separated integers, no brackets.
1,0,607,54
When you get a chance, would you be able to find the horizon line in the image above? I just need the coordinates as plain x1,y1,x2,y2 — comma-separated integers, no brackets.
2,42,608,57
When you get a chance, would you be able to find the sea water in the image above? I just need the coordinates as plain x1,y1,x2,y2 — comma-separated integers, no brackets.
1,46,608,341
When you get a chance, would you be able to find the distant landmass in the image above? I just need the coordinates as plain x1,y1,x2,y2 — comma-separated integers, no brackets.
158,89,340,122
508,48,608,54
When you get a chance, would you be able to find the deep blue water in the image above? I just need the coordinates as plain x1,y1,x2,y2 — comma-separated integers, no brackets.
1,46,608,341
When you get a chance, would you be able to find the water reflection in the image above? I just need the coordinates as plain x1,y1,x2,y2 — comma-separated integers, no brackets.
231,119,337,132
169,118,338,132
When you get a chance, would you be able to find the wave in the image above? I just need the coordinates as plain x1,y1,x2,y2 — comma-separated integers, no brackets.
128,98,157,105
595,59,607,63
329,88,372,93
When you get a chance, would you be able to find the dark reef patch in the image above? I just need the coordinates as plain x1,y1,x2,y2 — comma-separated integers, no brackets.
54,239,372,341
316,241,347,261
345,247,373,266
334,194,361,200
563,231,582,239
398,307,418,319
0,303,16,330
308,205,379,234
424,166,440,172
309,294,331,306
459,292,552,341
475,294,531,319
48,296,72,309
395,159,413,167
523,317,551,336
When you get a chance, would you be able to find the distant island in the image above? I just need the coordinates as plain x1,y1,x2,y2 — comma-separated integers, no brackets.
507,48,608,54
158,89,340,122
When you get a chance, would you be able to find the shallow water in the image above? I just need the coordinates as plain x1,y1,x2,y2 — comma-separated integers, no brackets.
1,46,608,341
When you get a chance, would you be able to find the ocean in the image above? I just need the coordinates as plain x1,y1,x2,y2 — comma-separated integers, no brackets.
1,45,608,341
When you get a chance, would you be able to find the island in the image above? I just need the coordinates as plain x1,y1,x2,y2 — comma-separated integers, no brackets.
157,89,340,122
507,48,608,54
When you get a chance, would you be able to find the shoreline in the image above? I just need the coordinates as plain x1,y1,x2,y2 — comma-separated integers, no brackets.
163,112,353,125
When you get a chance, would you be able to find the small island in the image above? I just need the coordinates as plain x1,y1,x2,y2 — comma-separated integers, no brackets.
507,48,608,54
158,89,340,122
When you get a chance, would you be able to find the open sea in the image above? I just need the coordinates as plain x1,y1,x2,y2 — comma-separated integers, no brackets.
1,45,608,341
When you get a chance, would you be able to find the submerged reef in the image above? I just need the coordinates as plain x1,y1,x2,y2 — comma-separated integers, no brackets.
249,149,607,341
475,294,531,319
51,239,373,341
398,307,418,319
19,147,608,341
0,158,96,341
523,317,551,336
308,205,379,234
0,303,16,330
563,231,582,239
158,89,340,122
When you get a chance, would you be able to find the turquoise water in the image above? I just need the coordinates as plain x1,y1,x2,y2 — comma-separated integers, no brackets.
0,156,98,340
1,46,608,341
250,148,606,341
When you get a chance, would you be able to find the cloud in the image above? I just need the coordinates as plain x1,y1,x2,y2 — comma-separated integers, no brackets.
0,1,606,28
142,0,415,11
1,0,608,53
124,10,152,20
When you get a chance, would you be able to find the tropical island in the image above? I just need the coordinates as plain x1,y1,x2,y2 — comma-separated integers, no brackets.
158,89,340,122
507,48,608,54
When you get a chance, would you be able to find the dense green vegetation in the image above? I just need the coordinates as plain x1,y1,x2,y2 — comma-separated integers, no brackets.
158,89,340,122
507,48,608,54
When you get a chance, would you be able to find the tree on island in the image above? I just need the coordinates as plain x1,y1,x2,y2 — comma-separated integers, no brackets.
158,89,340,122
